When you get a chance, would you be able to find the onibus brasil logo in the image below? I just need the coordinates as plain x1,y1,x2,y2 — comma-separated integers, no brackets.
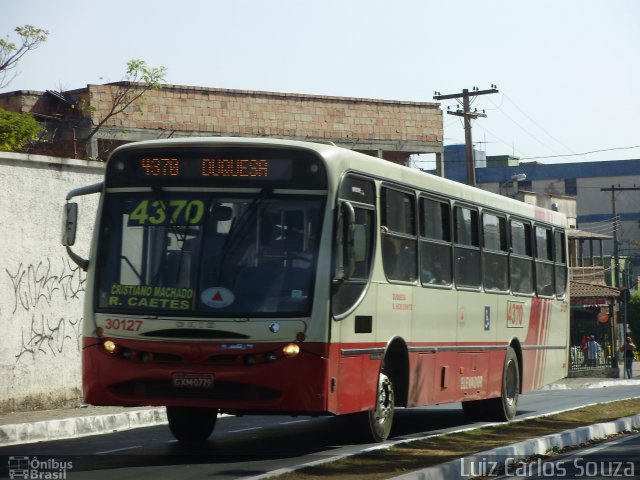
8,456,73,479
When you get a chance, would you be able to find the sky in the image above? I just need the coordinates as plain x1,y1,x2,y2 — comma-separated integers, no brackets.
3,0,640,165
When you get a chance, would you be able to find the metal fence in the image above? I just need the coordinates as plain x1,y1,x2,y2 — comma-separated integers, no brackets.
569,344,615,372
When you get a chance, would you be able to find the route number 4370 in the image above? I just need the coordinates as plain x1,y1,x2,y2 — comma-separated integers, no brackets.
128,199,205,226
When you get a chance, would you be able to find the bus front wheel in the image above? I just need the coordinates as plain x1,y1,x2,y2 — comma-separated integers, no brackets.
167,406,218,442
365,370,395,442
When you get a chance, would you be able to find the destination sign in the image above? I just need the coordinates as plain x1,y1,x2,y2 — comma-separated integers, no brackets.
105,146,327,189
137,157,289,180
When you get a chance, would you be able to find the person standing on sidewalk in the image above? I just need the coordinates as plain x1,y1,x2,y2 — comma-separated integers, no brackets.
586,335,601,367
620,336,636,379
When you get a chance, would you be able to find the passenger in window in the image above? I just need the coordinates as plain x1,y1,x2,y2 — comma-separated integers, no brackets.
381,225,417,282
381,226,399,279
512,264,532,293
423,260,447,285
400,243,417,282
485,259,504,290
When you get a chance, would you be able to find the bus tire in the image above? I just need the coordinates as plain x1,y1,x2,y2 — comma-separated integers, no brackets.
365,370,395,442
167,406,218,442
486,346,519,421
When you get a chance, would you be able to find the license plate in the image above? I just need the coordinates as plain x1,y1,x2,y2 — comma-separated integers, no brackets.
172,373,214,389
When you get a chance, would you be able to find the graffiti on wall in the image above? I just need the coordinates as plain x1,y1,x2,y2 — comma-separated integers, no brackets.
6,258,85,314
5,258,86,362
15,314,83,362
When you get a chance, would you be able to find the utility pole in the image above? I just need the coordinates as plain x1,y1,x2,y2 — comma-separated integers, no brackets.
601,185,640,378
600,185,640,288
434,86,498,186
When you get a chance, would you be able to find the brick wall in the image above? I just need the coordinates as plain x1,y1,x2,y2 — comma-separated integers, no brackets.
88,83,442,145
2,83,443,160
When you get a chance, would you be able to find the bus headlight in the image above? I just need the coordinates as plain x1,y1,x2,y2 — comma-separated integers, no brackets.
103,340,117,354
282,343,300,357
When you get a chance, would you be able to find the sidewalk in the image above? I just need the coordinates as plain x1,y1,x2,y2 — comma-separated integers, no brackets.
1,369,639,448
0,405,167,446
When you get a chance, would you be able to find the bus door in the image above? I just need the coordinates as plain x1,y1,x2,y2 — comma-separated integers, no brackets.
415,195,455,406
331,174,377,414
452,205,495,401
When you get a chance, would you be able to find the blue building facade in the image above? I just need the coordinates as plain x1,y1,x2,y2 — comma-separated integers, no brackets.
438,147,640,285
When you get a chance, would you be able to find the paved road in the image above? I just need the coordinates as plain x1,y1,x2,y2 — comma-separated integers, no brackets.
1,381,639,480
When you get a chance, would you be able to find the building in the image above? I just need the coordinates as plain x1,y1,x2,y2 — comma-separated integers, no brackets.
437,147,640,287
0,83,444,165
568,229,620,377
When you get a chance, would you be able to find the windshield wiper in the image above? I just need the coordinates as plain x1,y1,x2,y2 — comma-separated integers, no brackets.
215,188,272,282
151,186,188,243
149,186,192,285
120,255,143,282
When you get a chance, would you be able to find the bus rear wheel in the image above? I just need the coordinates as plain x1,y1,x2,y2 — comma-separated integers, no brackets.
364,370,395,442
486,346,519,421
167,406,218,442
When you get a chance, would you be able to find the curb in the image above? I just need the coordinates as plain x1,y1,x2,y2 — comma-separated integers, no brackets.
541,379,640,390
389,414,640,480
0,408,167,447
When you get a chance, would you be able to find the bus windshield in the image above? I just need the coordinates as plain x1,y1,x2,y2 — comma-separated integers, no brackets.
96,190,324,317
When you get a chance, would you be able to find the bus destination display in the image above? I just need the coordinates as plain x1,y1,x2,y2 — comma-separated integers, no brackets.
138,157,289,180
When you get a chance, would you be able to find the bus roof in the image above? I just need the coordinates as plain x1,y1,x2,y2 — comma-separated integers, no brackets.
108,136,567,227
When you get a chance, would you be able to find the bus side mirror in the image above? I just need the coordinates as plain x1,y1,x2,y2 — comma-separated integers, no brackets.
62,203,78,247
61,181,102,272
335,201,366,280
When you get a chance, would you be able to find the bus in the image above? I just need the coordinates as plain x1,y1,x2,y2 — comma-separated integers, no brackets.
62,137,569,442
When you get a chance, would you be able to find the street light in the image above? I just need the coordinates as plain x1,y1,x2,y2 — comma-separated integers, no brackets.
501,173,527,197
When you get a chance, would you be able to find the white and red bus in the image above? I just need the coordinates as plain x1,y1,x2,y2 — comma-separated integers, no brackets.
62,137,569,442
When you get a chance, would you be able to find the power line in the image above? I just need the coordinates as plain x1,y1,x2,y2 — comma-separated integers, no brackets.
473,123,531,158
486,96,574,162
501,93,577,155
521,145,640,160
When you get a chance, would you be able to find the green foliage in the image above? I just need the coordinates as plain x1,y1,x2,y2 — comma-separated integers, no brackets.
0,108,43,151
125,59,167,88
0,25,49,88
83,58,167,153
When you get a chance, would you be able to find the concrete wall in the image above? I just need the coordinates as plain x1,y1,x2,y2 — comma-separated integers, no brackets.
0,151,103,413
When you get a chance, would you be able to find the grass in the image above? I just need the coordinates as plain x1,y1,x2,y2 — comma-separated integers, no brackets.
271,398,640,480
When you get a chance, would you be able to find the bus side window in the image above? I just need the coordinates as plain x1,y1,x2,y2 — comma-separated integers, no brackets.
554,230,567,297
381,187,417,283
510,220,533,294
535,226,554,297
482,213,508,291
454,206,480,288
332,175,376,318
419,197,452,286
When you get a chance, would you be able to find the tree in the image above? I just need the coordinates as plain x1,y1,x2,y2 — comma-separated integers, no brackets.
0,108,44,151
0,25,49,88
79,59,167,158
